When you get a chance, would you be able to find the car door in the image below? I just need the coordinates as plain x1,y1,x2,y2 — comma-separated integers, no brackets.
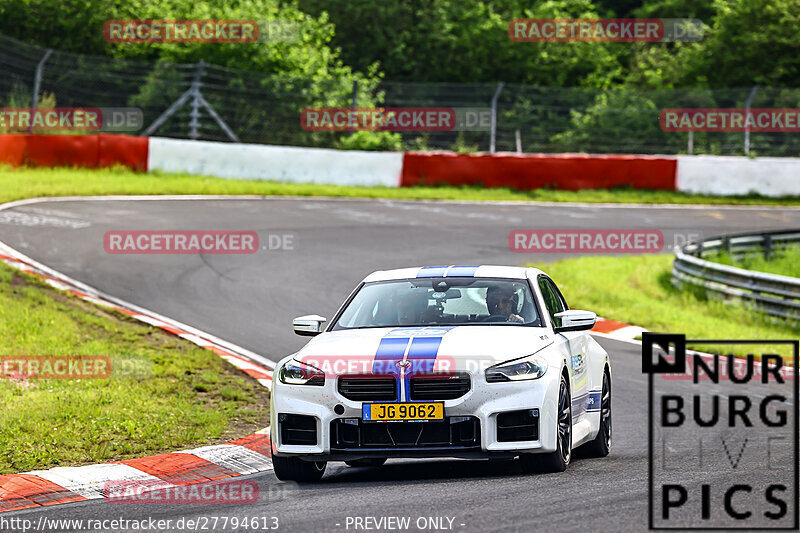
537,276,590,422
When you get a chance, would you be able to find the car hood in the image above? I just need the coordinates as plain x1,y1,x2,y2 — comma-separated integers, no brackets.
293,326,554,372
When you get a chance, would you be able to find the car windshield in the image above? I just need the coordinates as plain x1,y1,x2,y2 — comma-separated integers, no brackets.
333,277,542,329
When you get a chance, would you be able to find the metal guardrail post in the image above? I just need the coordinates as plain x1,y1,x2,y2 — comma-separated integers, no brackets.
744,86,758,155
142,60,239,142
29,49,52,133
489,82,504,154
188,61,204,140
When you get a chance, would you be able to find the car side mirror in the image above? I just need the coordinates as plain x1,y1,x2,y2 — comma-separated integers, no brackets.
293,315,327,336
553,310,596,333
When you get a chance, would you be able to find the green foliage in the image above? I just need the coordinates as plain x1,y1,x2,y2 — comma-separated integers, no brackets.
298,0,627,87
3,0,799,91
336,130,403,151
1,81,30,108
0,0,364,84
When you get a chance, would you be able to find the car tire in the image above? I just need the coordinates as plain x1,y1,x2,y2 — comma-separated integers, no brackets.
520,374,572,474
582,369,611,458
344,458,387,467
271,455,326,482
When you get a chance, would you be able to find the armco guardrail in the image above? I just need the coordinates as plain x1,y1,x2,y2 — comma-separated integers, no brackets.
672,229,800,320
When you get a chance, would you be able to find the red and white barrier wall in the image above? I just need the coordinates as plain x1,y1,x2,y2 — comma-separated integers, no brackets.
2,134,800,196
148,137,404,187
0,133,148,170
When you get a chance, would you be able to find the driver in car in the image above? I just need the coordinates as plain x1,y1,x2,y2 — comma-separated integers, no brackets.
486,286,524,323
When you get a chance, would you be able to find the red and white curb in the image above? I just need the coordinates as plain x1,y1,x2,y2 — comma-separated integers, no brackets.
0,429,272,513
590,317,646,342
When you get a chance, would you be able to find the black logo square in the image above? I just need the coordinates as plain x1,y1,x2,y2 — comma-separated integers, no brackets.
643,333,686,374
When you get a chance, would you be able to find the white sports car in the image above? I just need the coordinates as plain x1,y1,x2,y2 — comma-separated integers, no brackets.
270,265,611,481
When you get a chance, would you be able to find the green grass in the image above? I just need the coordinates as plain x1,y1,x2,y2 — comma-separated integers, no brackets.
705,246,800,278
539,254,800,358
2,164,800,205
0,263,270,475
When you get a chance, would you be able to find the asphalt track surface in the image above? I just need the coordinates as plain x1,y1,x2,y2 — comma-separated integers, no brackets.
2,197,799,532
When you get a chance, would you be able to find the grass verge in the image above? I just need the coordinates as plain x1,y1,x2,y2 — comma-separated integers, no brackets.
540,254,800,358
0,263,270,475
705,246,800,278
2,165,800,205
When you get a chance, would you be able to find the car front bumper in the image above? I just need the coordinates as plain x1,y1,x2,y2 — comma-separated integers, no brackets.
270,370,561,460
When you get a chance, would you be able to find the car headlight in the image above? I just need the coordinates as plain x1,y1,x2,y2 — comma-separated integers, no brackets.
485,356,548,383
278,360,325,386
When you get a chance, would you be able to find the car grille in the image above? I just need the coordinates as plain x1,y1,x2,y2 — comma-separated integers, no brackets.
338,375,397,401
410,373,470,400
338,373,471,402
330,417,480,449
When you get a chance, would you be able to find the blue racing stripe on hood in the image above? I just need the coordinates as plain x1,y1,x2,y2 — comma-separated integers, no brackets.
371,327,454,401
373,337,410,385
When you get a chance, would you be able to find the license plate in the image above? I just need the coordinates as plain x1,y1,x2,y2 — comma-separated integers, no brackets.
362,402,444,422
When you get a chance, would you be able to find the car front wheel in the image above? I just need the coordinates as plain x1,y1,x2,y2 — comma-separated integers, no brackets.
582,369,611,457
520,374,571,474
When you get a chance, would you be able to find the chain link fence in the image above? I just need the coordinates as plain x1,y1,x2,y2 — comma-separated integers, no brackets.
2,32,800,156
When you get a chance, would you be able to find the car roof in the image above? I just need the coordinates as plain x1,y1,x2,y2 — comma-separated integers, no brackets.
362,265,546,283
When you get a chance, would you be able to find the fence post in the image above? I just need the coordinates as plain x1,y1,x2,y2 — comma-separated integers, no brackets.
489,82,504,154
764,234,772,261
188,60,205,140
515,129,522,153
744,86,758,155
687,131,693,155
29,49,53,133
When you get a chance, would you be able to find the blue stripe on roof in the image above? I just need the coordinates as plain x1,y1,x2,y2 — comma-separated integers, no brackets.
417,265,481,278
416,266,450,278
445,265,480,277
